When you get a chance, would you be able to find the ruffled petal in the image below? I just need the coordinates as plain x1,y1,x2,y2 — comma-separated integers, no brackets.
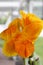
2,39,17,57
24,22,42,41
20,10,42,41
0,18,22,41
0,25,17,41
15,39,34,58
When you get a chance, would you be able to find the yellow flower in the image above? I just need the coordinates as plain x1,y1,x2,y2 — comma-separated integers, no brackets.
0,10,43,58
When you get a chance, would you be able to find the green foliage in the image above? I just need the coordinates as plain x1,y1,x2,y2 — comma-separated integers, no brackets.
35,37,43,65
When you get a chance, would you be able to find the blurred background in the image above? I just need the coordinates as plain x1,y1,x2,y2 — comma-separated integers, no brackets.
0,0,43,65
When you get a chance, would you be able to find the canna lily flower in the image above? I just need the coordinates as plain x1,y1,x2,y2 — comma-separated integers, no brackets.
0,10,43,58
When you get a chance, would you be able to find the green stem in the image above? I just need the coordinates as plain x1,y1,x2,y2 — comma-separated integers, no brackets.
23,58,29,65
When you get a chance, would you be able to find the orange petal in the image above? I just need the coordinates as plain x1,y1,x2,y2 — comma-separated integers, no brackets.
20,11,42,41
0,18,23,41
2,39,17,57
9,18,24,33
28,13,42,23
20,10,27,19
0,25,17,41
20,10,43,26
9,18,22,28
15,40,34,58
20,10,31,26
24,22,42,41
